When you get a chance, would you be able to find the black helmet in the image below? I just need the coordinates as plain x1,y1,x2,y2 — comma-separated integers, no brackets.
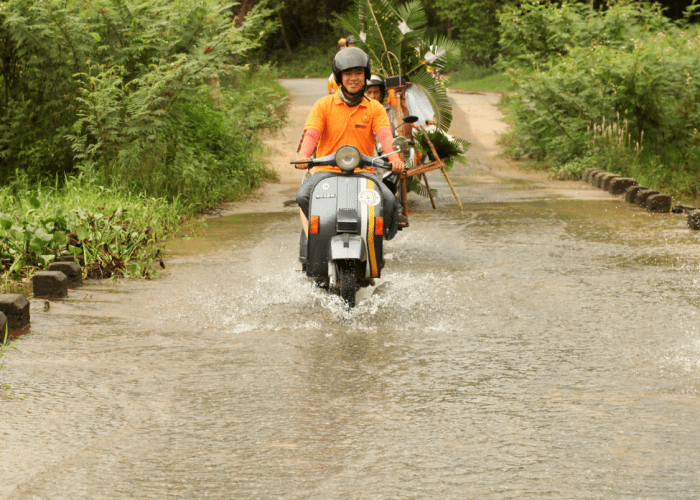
346,34,358,46
333,47,371,86
366,74,386,102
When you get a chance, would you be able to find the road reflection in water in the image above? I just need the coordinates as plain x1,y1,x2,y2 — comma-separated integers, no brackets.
2,201,700,499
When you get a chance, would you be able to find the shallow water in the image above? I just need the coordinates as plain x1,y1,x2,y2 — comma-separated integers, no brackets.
2,197,700,499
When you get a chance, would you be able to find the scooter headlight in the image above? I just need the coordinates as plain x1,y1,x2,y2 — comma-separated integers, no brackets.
336,145,361,172
392,136,410,154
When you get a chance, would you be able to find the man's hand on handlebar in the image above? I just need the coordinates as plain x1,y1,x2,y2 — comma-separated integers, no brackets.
294,156,311,169
389,157,405,174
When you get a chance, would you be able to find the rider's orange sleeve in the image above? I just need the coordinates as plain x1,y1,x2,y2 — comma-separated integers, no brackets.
298,129,320,158
376,128,400,162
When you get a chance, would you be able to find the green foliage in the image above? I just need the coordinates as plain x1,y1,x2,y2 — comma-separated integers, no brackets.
338,0,459,130
266,38,338,78
500,1,700,198
70,69,287,209
498,1,673,71
446,64,510,93
414,128,470,170
0,174,190,280
425,0,503,67
0,0,283,204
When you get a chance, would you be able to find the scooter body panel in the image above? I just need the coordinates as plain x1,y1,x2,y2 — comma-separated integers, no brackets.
305,174,384,280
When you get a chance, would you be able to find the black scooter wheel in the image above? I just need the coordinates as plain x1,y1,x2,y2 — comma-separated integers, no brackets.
337,260,358,309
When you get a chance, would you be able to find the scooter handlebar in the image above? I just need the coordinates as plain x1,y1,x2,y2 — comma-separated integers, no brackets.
290,160,312,169
372,158,393,169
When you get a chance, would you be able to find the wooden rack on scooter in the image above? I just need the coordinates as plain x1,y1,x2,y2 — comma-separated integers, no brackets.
391,84,463,225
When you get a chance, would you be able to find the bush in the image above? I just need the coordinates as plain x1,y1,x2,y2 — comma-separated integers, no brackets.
0,0,284,205
0,174,189,280
499,1,700,197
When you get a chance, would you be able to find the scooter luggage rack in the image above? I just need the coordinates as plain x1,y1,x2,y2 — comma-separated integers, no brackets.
392,84,463,224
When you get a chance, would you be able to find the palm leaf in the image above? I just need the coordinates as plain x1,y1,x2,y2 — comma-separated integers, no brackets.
407,70,452,131
337,0,456,131
406,176,434,198
414,128,471,171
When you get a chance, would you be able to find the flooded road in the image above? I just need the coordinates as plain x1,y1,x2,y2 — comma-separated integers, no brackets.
2,80,700,499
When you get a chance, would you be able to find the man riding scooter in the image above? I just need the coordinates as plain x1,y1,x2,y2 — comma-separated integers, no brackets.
296,47,404,240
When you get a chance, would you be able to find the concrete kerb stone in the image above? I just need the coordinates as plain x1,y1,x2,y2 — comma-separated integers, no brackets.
625,185,648,203
590,171,605,186
602,174,621,191
48,261,82,287
595,172,609,188
0,294,30,330
584,168,600,182
598,173,615,189
688,210,700,230
635,189,660,207
646,194,673,213
32,271,68,298
609,178,637,195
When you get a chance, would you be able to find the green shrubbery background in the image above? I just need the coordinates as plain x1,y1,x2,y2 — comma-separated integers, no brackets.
0,0,285,203
0,0,287,282
499,1,700,198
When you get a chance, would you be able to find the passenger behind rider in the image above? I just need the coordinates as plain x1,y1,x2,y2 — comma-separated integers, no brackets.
296,47,404,239
364,75,398,135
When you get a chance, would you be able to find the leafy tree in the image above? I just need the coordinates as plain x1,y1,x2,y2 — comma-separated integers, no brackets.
420,0,502,67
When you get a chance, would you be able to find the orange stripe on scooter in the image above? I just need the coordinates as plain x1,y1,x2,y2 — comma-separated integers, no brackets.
367,180,378,278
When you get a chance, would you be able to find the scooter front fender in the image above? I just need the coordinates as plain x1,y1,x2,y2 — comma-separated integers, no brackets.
329,234,366,262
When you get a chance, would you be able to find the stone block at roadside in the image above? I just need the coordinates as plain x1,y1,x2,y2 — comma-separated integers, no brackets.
48,261,82,287
602,174,621,191
635,189,659,207
584,168,600,182
625,185,647,203
590,171,605,186
609,178,637,195
0,294,30,330
646,194,672,213
32,271,68,298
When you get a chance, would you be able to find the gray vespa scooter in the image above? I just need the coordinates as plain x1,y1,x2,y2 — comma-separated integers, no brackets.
292,140,410,308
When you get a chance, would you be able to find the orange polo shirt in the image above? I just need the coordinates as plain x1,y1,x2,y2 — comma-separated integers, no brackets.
304,93,392,173
386,88,398,108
